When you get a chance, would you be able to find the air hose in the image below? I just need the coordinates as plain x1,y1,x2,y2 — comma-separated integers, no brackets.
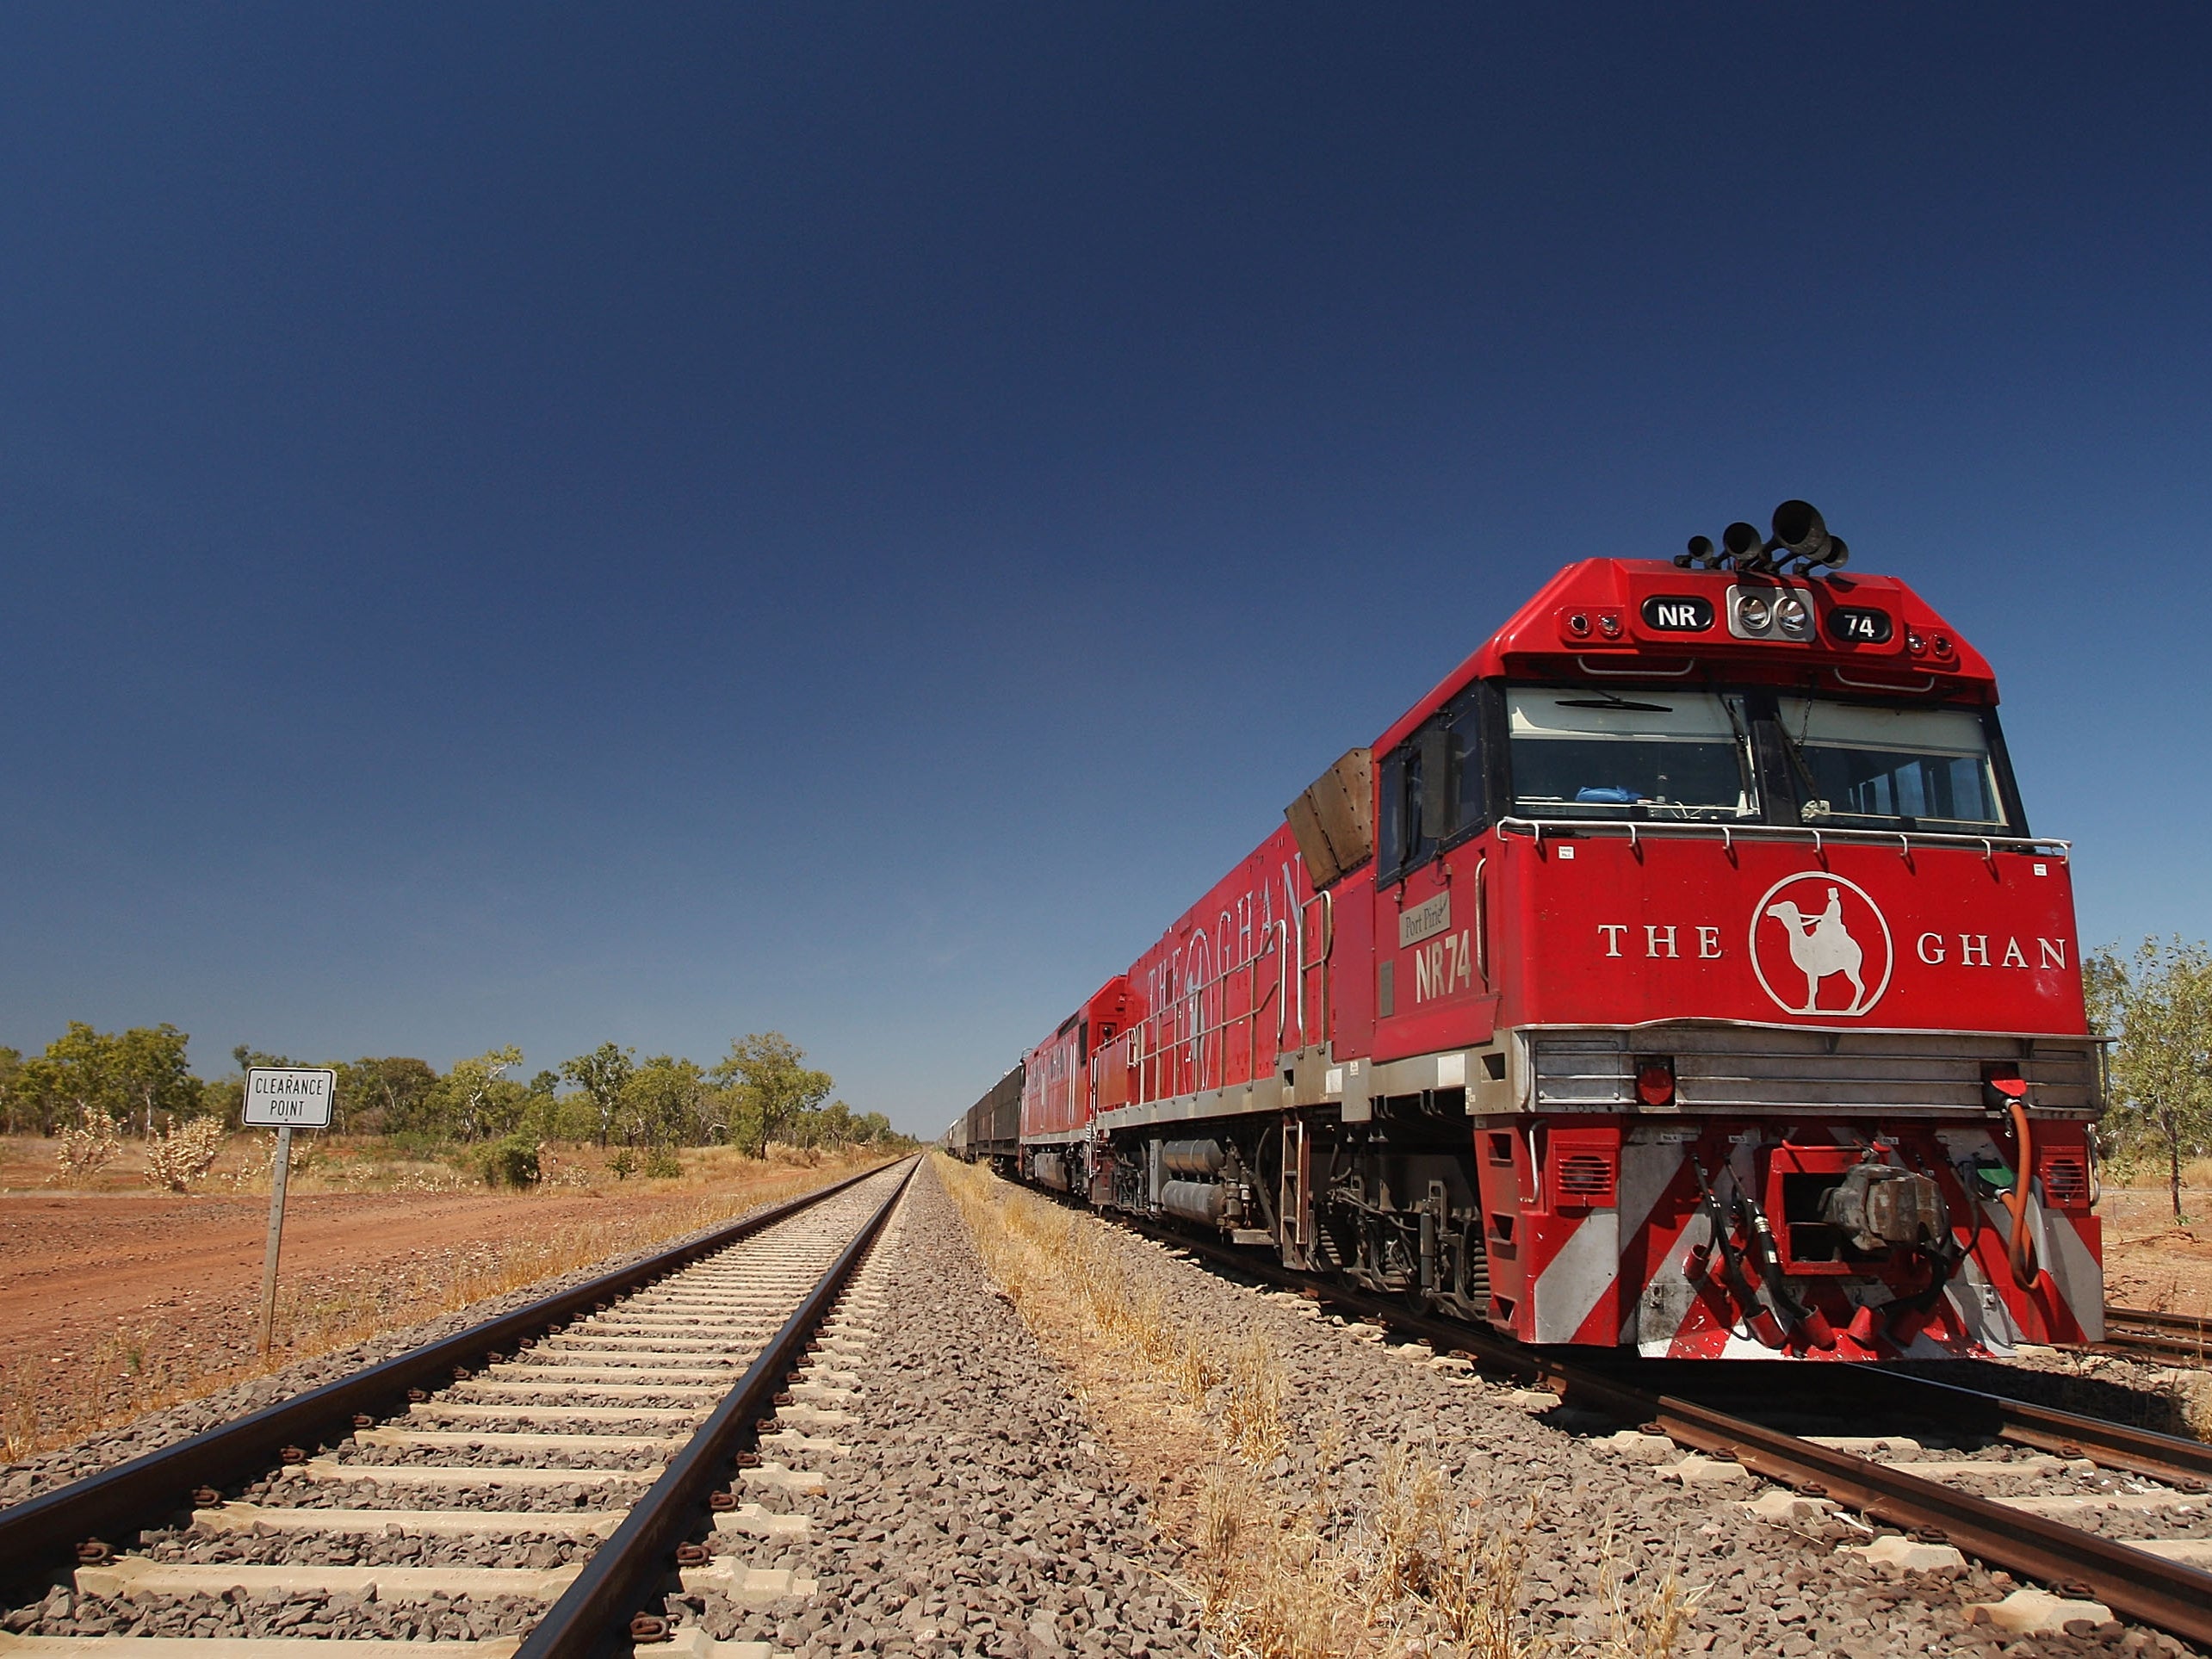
1999,1087,2045,1292
1691,1166,1788,1348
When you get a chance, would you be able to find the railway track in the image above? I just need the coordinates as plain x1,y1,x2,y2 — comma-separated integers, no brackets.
1122,1215,2212,1650
2096,1307,2212,1370
0,1156,919,1659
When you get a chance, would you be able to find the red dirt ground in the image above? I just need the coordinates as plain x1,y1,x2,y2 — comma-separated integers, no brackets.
3,1188,657,1365
2099,1186,2212,1316
0,1158,871,1455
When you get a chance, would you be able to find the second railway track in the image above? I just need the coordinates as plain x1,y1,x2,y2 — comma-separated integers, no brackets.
0,1157,918,1659
1112,1204,2212,1650
2095,1308,2212,1371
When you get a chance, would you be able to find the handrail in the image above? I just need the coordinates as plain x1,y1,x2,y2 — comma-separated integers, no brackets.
1472,852,1490,985
1103,882,1335,1115
1494,816,2068,858
1119,923,1283,1100
1302,887,1334,1049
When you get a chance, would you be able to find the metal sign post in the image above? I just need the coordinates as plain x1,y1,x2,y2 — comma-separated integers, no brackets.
243,1067,336,1357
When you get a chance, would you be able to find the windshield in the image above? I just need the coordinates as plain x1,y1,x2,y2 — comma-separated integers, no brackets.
1507,688,1757,821
1775,697,2007,830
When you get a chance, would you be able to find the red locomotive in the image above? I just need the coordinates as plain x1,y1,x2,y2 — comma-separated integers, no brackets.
952,503,2103,1360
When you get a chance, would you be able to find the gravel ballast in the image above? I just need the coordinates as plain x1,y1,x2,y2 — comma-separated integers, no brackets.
937,1166,2209,1659
671,1164,1203,1657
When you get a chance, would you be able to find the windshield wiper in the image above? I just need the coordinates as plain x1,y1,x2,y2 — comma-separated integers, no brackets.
1553,695,1675,713
1769,713,1834,822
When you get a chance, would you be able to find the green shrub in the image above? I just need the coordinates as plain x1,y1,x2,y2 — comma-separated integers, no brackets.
643,1144,684,1179
608,1148,637,1180
480,1133,542,1189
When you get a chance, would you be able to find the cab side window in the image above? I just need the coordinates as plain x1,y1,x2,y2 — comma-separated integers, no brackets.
1379,688,1490,882
1379,746,1433,880
1447,687,1489,837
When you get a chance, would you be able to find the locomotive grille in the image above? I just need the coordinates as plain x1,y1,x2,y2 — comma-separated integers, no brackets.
1532,1030,2101,1114
1556,1152,1616,1204
2039,1155,2090,1208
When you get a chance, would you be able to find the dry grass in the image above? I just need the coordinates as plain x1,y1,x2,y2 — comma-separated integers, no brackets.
47,1108,123,1184
935,1155,1700,1659
141,1117,226,1192
6,1130,882,1198
0,1154,881,1464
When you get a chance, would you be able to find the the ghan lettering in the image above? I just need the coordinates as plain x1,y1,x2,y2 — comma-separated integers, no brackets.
1598,923,1725,959
1602,922,2069,970
1915,932,2068,969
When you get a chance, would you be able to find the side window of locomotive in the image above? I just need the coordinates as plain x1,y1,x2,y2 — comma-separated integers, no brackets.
1382,703,1489,880
1505,688,1757,821
1378,746,1431,880
1446,690,1489,839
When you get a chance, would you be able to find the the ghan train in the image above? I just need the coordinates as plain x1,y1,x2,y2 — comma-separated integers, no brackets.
951,503,2102,1361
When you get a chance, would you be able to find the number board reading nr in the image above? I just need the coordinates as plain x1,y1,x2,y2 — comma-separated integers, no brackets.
243,1067,337,1129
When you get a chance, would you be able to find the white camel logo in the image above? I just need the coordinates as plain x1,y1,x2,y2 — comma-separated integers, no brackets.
1763,886,1868,1012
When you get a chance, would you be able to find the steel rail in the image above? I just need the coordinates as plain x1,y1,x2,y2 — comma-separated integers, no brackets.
0,1157,901,1600
2106,1306,2212,1338
1125,1214,2212,1649
1791,1366,2212,1492
2091,1329,2212,1369
518,1154,919,1659
2094,1307,2211,1370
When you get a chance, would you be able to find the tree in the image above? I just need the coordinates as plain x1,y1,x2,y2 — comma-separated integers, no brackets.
114,1024,202,1136
437,1046,528,1142
621,1055,708,1148
560,1043,635,1147
522,1086,598,1142
334,1057,441,1136
711,1032,833,1158
2086,938,2212,1219
0,1047,23,1135
16,1023,129,1134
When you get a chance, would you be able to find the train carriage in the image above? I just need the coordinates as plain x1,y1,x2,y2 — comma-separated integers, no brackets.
961,504,2102,1360
953,1064,1025,1172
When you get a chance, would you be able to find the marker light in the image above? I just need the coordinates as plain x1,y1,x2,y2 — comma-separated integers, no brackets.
1566,612,1591,637
1634,1057,1676,1107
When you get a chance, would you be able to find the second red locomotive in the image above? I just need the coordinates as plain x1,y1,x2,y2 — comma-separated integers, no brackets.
953,503,2103,1361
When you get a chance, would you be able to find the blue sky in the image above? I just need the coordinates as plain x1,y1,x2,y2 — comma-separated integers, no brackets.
3,5,2207,1132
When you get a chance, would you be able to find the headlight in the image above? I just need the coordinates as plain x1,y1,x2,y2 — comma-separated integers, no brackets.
1775,595,1810,638
1738,595,1771,632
